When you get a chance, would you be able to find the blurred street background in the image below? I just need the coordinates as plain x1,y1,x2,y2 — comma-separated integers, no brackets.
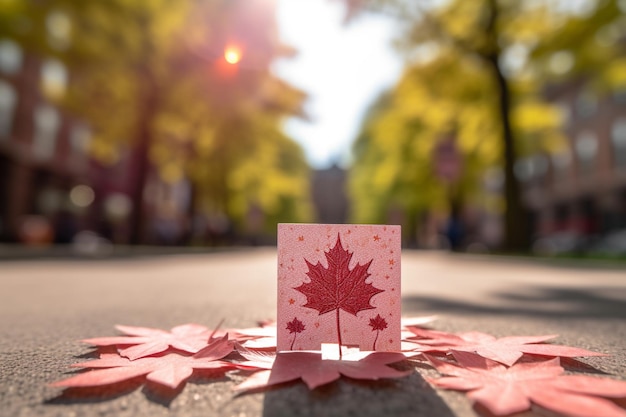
1,0,626,257
1,2,626,415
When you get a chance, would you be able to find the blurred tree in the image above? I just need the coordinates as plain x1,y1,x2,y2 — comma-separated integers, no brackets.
3,0,312,242
529,0,626,91
343,0,625,251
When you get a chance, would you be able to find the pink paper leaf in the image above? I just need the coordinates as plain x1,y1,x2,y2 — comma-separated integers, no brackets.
82,323,219,360
408,328,606,366
234,351,410,392
427,351,626,417
234,344,276,370
231,323,277,341
52,335,235,390
230,322,277,350
401,316,437,329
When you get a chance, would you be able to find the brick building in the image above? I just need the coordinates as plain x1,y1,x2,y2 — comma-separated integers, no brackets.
311,165,349,224
519,79,626,250
0,37,187,246
0,38,96,243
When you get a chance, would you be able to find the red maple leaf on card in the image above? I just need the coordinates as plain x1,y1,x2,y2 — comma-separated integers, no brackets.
427,351,626,417
294,234,383,355
52,335,235,390
406,328,606,366
234,351,410,392
82,323,219,360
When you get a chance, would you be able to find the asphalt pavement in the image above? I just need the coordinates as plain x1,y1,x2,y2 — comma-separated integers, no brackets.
0,248,624,417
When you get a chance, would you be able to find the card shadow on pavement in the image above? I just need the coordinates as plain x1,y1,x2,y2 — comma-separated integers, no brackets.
261,370,456,417
403,285,626,319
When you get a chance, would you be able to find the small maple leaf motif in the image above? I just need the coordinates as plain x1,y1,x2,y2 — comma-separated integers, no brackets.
373,235,381,241
294,234,384,356
298,235,304,241
288,298,295,305
369,314,388,332
286,317,305,350
369,314,388,350
286,317,306,334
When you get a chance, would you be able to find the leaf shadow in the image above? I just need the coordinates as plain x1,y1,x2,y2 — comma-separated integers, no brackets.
46,370,231,407
546,356,610,375
73,346,118,360
259,370,456,417
474,402,543,417
46,376,146,405
141,381,184,407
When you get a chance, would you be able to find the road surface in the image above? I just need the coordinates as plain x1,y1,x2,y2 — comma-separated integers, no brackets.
1,249,624,417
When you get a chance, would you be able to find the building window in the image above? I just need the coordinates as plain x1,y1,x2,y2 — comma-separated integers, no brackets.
514,154,548,182
575,91,597,118
46,11,72,51
551,149,572,180
575,131,598,173
612,118,626,169
614,88,626,105
0,39,23,74
33,104,60,159
40,59,68,99
0,81,17,139
556,101,571,127
70,123,91,156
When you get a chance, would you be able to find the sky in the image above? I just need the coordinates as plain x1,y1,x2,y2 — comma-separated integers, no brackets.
273,0,403,168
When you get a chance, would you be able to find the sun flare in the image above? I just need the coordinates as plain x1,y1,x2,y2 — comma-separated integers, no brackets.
224,45,242,64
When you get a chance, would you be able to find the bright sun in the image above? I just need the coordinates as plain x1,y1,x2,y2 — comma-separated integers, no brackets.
224,45,242,64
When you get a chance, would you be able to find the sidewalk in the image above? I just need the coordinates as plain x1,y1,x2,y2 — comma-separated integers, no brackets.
0,243,244,261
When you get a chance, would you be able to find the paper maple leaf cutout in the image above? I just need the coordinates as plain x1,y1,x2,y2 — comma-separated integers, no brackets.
294,234,384,354
232,323,277,350
234,350,410,392
401,315,437,329
406,328,606,366
427,351,626,417
52,335,235,390
82,323,219,360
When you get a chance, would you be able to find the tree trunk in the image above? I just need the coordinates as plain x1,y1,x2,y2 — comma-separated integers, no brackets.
487,54,527,252
129,71,158,245
481,0,528,253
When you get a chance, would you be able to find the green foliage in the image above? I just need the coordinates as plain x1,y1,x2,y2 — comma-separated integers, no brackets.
349,48,505,224
529,0,626,90
347,0,623,243
4,0,312,234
